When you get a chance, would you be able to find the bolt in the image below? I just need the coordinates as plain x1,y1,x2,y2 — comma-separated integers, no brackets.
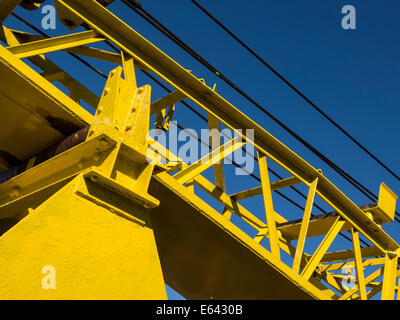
9,186,20,198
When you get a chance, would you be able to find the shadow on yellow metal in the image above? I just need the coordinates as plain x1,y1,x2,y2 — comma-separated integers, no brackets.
0,173,166,300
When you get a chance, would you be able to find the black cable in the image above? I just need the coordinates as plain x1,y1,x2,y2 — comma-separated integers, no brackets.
121,0,400,220
190,0,400,184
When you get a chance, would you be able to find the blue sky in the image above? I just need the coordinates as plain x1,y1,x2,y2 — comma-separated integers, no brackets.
4,0,400,299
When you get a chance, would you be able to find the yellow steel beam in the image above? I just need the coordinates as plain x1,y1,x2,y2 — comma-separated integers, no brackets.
364,269,400,300
277,214,351,240
150,90,186,116
258,151,280,260
207,114,226,192
351,227,367,300
321,257,385,272
398,277,400,300
7,30,104,58
0,173,167,299
66,45,121,63
173,136,244,185
0,0,21,24
292,178,318,274
320,272,346,295
301,217,346,280
154,103,175,131
231,176,301,201
121,51,136,88
56,0,399,253
207,113,233,219
0,134,116,217
0,43,92,147
321,246,383,263
194,174,274,228
151,170,332,300
339,266,385,300
150,139,298,259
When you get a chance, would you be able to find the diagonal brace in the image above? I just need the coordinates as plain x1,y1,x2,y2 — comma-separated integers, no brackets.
301,216,345,280
292,178,318,274
173,136,244,185
7,30,104,58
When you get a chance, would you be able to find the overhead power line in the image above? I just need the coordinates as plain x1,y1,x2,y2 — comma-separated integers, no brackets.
121,0,400,220
190,0,400,184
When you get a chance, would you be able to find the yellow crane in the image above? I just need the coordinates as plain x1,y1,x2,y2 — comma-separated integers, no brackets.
0,0,399,300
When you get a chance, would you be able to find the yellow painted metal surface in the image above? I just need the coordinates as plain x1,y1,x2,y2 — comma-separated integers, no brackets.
149,171,327,300
0,44,90,164
0,175,166,300
367,183,398,224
